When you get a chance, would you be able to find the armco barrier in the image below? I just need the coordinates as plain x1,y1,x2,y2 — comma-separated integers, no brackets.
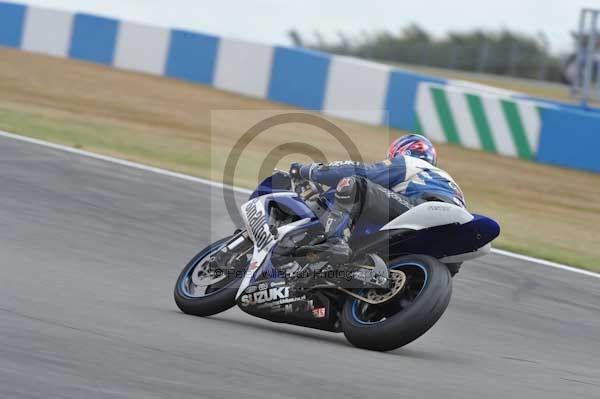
0,1,598,174
538,106,600,173
415,82,541,160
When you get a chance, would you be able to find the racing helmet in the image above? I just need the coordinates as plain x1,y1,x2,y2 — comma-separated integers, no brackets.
387,134,437,166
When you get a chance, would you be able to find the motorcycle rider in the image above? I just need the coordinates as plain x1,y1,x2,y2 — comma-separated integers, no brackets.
290,134,465,263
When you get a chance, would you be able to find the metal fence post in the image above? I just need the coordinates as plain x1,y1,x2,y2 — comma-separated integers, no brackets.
574,10,587,95
477,42,490,72
582,11,598,103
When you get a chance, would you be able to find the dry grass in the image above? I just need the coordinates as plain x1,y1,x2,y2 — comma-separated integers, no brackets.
0,48,599,270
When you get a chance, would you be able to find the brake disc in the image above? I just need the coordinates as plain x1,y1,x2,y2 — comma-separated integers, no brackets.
337,269,407,305
365,270,407,303
191,261,227,287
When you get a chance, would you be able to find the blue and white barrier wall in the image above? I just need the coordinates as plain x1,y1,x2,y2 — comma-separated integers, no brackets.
0,1,445,130
0,1,599,174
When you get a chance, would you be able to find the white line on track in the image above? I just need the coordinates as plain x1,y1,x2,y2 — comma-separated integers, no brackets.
1,129,598,279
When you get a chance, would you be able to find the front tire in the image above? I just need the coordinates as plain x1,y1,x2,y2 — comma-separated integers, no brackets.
174,236,244,317
341,255,452,352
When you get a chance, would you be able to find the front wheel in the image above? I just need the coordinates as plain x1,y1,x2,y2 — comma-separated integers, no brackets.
174,235,249,317
340,255,452,352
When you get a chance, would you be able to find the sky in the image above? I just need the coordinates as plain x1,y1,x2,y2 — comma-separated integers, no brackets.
17,0,600,53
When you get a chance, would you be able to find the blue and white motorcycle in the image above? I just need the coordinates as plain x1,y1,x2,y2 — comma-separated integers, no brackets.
174,171,500,351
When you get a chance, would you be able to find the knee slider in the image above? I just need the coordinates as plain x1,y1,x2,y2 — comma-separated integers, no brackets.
334,176,358,203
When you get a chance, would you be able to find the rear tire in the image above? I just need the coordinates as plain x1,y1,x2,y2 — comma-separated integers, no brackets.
340,255,452,352
174,236,243,317
445,262,462,277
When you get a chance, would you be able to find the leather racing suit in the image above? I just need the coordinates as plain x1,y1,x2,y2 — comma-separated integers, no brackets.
296,155,465,260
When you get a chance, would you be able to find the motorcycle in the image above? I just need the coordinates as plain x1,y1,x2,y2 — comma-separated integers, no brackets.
174,171,500,351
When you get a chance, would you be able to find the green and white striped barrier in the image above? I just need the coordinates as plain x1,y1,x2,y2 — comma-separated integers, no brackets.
415,82,542,160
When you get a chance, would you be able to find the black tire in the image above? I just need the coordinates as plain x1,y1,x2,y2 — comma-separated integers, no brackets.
340,255,452,352
174,236,243,317
445,262,462,277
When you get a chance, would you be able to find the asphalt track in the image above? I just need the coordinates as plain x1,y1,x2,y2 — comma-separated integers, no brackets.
1,135,599,399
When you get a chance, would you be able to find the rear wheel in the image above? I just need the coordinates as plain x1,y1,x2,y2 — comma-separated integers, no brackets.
174,235,250,317
445,262,462,277
340,255,452,351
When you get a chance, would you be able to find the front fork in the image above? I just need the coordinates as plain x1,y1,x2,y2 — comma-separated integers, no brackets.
223,230,250,252
208,230,252,272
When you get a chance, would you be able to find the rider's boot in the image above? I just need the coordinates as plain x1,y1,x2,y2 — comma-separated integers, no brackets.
297,210,352,264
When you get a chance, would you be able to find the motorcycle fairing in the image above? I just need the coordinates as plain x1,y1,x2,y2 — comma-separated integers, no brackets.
380,202,473,231
352,213,500,261
236,193,318,299
240,176,500,300
236,278,340,332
